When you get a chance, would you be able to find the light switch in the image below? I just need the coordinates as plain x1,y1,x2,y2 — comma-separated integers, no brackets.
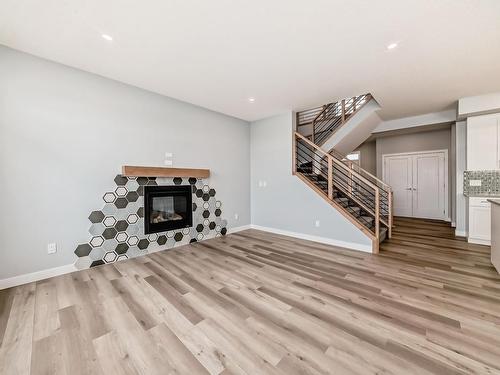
47,243,57,254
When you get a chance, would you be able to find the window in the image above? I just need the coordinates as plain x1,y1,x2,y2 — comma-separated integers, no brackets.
344,151,360,165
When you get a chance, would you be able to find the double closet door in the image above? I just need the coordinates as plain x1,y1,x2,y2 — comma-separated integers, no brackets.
383,151,447,220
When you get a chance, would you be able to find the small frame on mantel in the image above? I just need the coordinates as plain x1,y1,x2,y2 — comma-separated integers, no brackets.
122,165,210,178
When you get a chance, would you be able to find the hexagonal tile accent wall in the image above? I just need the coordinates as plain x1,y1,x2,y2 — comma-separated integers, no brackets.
74,175,227,269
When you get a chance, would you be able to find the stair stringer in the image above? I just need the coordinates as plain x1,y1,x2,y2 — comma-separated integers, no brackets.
321,98,382,155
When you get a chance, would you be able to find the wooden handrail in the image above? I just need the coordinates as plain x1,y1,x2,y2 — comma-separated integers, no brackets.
294,132,331,157
330,149,391,191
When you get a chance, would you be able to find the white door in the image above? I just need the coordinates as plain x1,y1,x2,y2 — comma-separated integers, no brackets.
412,153,446,219
384,156,413,217
383,151,447,220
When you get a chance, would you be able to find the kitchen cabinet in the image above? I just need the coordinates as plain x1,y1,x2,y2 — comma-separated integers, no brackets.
468,197,491,245
467,114,500,170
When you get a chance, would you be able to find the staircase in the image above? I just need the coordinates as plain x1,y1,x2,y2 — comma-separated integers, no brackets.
297,93,383,156
297,94,372,145
294,96,393,253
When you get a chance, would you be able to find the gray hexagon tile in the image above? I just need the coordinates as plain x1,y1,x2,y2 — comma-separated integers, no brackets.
102,204,119,216
75,256,92,270
89,223,105,236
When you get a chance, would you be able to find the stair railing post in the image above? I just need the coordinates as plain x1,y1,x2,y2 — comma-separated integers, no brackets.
311,121,315,144
341,99,346,123
292,133,297,175
328,157,333,200
388,190,393,238
375,188,380,245
348,161,353,196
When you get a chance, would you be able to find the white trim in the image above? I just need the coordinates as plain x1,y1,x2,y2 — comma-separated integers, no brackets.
0,263,77,290
451,221,456,227
382,149,449,220
249,224,372,253
227,224,252,234
455,230,467,237
1,223,368,289
468,238,491,246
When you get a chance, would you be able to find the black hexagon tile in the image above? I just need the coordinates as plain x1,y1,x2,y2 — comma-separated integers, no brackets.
114,175,128,186
88,211,105,224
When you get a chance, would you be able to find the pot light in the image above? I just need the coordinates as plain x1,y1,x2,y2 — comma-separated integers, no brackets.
248,97,256,103
387,42,398,50
102,34,113,42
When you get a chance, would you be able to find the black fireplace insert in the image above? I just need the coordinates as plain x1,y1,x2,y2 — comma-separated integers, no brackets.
144,185,193,234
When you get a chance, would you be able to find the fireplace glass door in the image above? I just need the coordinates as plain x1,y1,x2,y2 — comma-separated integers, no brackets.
144,185,192,234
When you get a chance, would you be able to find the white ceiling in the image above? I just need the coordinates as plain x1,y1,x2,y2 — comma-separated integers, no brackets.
1,0,500,121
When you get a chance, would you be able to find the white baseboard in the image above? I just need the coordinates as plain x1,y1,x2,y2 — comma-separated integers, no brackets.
1,223,368,289
468,237,490,246
227,224,252,234
0,263,77,290
249,224,372,253
451,221,456,227
455,230,467,237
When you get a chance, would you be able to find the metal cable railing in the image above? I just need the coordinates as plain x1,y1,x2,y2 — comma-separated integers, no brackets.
330,149,392,231
293,132,392,243
296,94,371,146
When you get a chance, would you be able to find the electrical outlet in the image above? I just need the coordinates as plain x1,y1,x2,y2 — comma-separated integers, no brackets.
234,213,239,220
165,152,173,158
164,159,173,166
47,243,57,254
315,220,320,227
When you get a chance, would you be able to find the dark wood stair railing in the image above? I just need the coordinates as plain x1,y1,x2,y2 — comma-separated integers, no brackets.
293,131,393,253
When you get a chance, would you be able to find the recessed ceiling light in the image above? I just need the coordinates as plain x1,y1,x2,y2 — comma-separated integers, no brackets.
248,97,256,103
387,42,398,50
101,34,113,42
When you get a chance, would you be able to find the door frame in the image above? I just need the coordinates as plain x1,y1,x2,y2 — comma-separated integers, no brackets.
382,149,449,221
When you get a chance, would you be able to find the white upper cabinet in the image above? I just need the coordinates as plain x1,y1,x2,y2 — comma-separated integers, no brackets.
467,114,500,170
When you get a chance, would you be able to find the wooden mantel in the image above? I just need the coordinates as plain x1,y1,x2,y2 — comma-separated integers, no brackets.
122,165,210,178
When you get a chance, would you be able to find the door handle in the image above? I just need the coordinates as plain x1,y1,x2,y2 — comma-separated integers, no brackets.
405,188,412,190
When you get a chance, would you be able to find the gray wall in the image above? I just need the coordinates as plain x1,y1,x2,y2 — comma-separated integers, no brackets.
250,112,371,249
0,46,250,279
376,128,453,219
355,141,376,175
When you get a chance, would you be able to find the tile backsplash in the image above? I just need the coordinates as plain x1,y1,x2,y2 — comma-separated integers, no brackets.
463,170,500,196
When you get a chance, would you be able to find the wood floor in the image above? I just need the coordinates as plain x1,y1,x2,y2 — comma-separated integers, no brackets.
1,218,500,374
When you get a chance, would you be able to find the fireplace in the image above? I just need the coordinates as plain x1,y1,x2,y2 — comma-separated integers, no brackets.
144,185,193,234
